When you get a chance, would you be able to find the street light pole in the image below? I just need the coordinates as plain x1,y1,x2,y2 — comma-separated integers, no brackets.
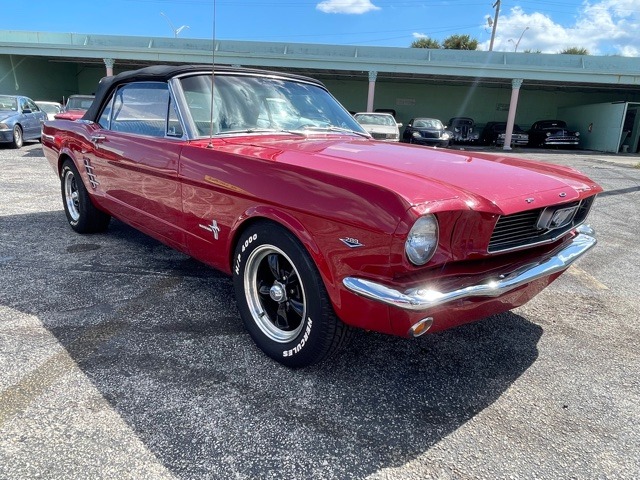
513,26,529,52
489,0,501,52
160,12,190,38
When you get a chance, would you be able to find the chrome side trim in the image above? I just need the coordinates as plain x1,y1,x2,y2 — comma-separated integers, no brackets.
343,225,596,312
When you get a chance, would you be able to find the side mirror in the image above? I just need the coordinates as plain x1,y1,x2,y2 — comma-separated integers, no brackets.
397,123,403,127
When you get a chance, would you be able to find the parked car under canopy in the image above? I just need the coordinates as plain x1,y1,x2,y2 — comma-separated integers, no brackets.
528,119,580,148
0,94,48,148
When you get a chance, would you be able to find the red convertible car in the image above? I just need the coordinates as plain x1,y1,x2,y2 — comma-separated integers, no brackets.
42,65,601,367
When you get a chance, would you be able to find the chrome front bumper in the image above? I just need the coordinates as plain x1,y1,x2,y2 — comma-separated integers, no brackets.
343,225,597,312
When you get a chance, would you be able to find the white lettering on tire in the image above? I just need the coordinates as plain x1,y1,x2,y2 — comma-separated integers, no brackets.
283,317,313,357
235,233,258,275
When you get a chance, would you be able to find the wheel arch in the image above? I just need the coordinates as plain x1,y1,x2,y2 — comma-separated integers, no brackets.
227,207,338,299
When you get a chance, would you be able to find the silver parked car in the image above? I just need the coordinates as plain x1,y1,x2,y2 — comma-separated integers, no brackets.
0,95,48,148
35,100,63,121
354,112,402,142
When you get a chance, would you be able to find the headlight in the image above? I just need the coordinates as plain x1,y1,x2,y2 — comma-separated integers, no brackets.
405,214,439,266
0,123,9,130
441,132,450,139
454,127,460,132
575,132,580,137
546,132,551,137
412,131,422,138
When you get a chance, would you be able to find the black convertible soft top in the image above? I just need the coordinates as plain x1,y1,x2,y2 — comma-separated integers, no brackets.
82,64,325,122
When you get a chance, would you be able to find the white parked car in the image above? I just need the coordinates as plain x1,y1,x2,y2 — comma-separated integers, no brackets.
354,112,402,142
35,101,63,121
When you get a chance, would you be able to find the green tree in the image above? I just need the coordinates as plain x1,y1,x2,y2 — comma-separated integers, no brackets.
523,49,542,53
442,34,479,50
560,47,589,55
410,37,440,49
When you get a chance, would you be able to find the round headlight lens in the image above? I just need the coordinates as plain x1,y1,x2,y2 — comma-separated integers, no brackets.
405,214,439,265
575,131,580,137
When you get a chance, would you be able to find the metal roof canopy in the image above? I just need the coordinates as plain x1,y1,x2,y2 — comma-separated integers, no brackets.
2,30,640,94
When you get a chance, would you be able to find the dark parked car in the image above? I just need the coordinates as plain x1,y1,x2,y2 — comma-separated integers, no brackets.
480,122,529,146
42,65,601,368
447,117,479,144
528,120,580,148
0,94,48,148
402,117,451,147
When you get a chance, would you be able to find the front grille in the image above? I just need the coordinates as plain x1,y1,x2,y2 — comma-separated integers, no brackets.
545,136,578,142
420,131,440,139
371,132,397,140
488,196,595,253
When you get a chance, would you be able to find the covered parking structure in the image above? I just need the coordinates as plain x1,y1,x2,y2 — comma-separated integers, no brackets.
1,30,639,152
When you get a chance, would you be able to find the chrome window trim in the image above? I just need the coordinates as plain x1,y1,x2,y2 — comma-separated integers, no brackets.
170,70,365,140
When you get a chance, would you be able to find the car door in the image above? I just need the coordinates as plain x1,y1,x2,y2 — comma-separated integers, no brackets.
18,98,38,139
87,82,186,247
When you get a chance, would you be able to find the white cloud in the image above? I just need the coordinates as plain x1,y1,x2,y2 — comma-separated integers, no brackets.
413,32,428,39
316,0,380,15
479,1,640,56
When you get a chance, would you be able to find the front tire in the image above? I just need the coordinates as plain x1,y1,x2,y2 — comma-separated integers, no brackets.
11,125,23,149
233,221,350,367
60,159,111,233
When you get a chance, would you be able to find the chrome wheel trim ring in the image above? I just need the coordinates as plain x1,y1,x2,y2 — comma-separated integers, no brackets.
64,170,80,222
14,127,22,147
244,244,306,343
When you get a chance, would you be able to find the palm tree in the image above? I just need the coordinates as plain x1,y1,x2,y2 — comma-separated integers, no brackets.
442,34,479,50
560,47,589,55
411,37,441,49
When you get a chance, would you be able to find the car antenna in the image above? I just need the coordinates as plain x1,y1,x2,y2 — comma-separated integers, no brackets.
206,0,217,149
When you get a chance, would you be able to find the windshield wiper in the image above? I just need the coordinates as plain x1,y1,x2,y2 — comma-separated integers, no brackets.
217,128,306,137
301,126,370,138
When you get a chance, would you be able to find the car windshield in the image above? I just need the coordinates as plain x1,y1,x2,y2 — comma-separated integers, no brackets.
37,103,61,114
354,114,395,126
179,74,367,137
0,96,18,111
540,121,567,129
414,119,443,129
66,97,94,110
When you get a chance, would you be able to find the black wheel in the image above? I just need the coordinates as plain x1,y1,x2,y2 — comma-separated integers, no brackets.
60,159,111,233
233,221,350,367
11,125,23,149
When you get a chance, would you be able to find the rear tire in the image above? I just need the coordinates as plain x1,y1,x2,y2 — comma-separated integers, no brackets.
233,221,350,367
60,159,111,233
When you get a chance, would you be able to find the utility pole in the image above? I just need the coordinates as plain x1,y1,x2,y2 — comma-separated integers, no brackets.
489,0,501,52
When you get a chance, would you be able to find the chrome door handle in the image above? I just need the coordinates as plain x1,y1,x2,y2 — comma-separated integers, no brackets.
91,135,106,143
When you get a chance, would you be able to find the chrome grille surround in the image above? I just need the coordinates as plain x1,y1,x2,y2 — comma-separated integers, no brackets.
488,196,595,253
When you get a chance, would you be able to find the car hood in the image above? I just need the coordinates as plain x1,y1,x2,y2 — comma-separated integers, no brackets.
0,112,18,122
216,136,601,215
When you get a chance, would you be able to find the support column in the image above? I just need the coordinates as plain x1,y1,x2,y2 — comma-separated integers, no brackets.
367,71,377,112
103,58,115,77
503,78,523,151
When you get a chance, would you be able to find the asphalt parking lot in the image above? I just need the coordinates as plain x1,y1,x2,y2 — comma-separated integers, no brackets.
1,142,639,479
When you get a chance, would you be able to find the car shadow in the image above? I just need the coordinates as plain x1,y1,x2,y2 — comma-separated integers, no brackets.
1,211,543,479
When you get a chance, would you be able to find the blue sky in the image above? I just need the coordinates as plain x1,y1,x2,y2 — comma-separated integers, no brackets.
3,0,639,56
